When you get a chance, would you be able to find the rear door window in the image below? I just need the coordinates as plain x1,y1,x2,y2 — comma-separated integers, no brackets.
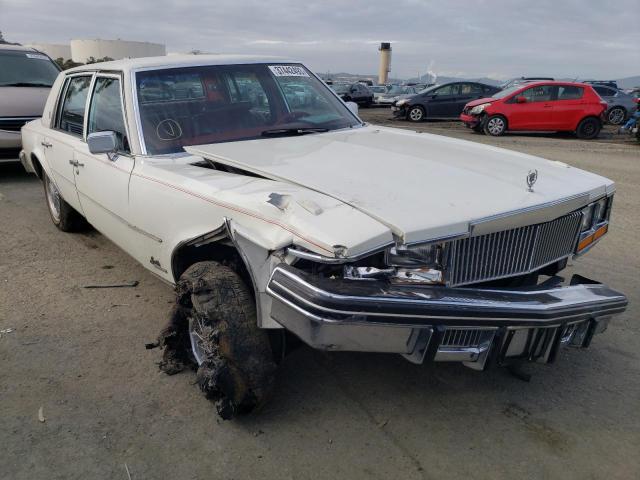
433,84,461,96
460,83,483,95
557,86,584,100
58,75,92,137
520,85,557,103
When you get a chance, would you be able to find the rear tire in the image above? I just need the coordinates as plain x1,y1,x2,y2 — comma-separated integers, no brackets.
576,117,601,139
607,107,626,125
43,173,86,232
407,105,425,122
483,115,507,136
178,261,276,419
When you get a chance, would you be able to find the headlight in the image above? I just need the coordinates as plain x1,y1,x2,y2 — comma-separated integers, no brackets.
576,194,614,254
594,197,608,224
385,243,444,268
469,103,491,115
396,99,409,107
580,204,595,232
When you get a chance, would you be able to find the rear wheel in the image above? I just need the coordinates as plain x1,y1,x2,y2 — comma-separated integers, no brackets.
407,105,425,122
43,173,86,232
607,107,626,125
178,261,276,419
576,117,601,139
484,115,507,136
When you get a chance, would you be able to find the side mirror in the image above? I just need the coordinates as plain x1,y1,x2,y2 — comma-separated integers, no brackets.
345,101,359,116
87,131,118,156
515,96,527,104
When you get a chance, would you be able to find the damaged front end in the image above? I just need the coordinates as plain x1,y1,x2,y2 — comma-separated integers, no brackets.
268,202,627,370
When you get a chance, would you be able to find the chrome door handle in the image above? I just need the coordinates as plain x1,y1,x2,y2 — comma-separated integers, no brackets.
41,141,52,148
68,160,84,167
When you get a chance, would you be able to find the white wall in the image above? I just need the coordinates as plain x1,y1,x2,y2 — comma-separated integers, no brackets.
70,39,165,63
26,43,72,60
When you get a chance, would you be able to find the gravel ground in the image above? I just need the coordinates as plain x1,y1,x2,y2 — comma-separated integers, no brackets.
1,115,638,480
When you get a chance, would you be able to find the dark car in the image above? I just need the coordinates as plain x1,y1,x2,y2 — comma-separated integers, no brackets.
590,84,636,125
392,82,501,122
331,83,374,107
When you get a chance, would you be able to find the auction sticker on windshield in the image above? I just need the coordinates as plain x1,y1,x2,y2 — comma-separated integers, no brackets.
269,65,310,77
25,54,50,61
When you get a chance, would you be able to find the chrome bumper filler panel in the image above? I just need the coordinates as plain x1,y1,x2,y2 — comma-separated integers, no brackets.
266,265,627,370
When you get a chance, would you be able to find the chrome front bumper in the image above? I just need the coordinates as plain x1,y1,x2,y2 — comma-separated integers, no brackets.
266,265,627,370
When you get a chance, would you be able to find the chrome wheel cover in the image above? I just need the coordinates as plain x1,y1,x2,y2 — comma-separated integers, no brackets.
45,176,62,223
188,315,212,366
608,108,624,125
409,107,423,121
487,117,505,135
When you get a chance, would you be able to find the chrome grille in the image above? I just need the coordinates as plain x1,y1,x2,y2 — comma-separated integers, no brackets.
441,328,488,348
447,211,582,286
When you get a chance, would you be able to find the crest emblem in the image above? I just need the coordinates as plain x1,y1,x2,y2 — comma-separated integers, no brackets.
526,169,538,192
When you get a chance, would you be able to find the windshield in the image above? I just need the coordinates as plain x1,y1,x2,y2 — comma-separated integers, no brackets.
0,50,60,87
491,85,520,99
136,64,360,154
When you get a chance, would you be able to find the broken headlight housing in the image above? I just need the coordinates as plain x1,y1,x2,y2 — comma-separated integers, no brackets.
344,242,448,284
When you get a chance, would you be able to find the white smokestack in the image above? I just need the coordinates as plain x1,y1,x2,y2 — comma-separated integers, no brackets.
378,42,392,85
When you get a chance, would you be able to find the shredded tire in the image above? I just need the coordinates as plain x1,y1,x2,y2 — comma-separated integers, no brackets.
160,261,276,419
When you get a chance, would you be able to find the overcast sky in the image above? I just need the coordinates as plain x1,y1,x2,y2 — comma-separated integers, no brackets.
2,0,638,80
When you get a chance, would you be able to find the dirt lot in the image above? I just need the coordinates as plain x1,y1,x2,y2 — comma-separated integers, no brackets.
1,114,639,480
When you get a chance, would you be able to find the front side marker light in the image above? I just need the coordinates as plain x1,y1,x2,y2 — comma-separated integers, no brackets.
577,224,609,253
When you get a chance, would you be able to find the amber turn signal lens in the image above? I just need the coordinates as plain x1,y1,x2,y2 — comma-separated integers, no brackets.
577,225,608,253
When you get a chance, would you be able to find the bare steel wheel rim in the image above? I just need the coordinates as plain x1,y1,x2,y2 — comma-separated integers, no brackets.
45,176,62,223
189,314,213,366
409,107,423,121
608,108,624,125
487,117,505,135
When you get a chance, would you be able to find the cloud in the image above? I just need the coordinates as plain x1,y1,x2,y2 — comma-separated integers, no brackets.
1,0,638,79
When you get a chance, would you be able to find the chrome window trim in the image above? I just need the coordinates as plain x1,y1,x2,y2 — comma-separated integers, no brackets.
52,71,96,138
86,71,133,158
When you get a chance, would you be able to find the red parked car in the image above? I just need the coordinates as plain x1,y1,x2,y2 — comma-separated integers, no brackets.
460,81,608,139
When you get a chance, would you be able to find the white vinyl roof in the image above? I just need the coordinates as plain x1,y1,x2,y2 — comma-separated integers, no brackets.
65,54,296,74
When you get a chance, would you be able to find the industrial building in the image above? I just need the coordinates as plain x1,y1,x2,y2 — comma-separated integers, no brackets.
26,39,165,62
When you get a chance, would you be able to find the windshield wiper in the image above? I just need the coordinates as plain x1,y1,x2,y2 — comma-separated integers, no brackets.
261,127,329,137
0,82,53,88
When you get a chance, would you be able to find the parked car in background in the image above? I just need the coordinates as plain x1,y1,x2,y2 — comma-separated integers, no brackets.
584,80,618,89
501,77,554,89
590,84,636,125
0,44,60,163
461,81,607,139
375,84,420,106
393,82,500,122
330,82,373,107
19,56,627,418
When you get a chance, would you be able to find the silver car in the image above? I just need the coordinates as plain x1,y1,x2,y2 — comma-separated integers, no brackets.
591,84,637,125
0,44,60,163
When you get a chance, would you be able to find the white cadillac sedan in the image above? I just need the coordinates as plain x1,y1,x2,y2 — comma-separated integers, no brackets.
20,56,627,419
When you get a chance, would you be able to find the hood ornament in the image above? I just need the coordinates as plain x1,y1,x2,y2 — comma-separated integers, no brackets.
526,169,538,192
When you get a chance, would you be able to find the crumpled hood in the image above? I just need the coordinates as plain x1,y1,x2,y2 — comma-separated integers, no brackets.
185,125,613,244
0,87,50,117
465,97,497,108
